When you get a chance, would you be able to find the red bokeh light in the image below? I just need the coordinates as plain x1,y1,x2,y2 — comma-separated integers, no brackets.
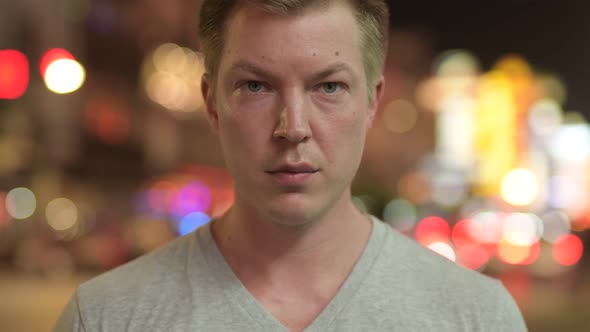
84,98,130,145
452,219,478,249
415,216,450,246
39,48,74,78
457,244,491,270
0,50,29,99
520,240,541,265
552,234,584,266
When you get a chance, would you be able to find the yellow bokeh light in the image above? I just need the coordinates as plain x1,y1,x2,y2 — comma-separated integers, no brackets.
501,168,538,206
143,43,205,113
434,49,480,77
46,197,78,231
44,59,86,94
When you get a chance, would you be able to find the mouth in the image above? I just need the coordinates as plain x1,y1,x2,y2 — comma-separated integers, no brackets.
266,163,319,174
266,164,319,185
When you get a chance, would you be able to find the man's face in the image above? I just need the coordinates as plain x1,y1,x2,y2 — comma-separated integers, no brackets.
203,1,382,225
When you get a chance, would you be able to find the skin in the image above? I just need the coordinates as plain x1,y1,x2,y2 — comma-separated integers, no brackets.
201,1,384,330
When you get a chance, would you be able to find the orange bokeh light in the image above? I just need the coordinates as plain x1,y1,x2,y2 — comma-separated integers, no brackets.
497,238,540,265
0,192,7,225
552,234,584,266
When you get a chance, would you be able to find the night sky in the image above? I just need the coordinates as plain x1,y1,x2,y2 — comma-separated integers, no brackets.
388,0,590,116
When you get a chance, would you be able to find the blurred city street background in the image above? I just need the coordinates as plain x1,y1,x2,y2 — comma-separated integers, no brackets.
1,0,590,331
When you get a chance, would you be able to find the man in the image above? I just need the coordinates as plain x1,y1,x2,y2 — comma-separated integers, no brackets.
55,0,527,331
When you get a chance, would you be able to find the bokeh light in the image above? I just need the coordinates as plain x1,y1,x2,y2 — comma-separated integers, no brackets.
382,199,417,232
469,211,504,244
431,171,468,207
147,181,177,215
501,168,538,206
39,48,74,78
415,216,450,246
5,188,36,220
528,98,563,137
498,238,539,265
427,242,456,261
456,243,490,270
541,210,571,243
46,198,79,231
521,241,542,266
84,98,130,145
397,171,431,204
171,182,212,219
0,192,7,225
434,50,480,76
451,219,478,250
436,95,476,169
383,99,418,134
143,43,205,113
552,234,584,266
0,49,29,99
452,218,492,269
549,175,584,213
44,59,86,94
178,212,210,236
549,123,590,162
502,213,543,246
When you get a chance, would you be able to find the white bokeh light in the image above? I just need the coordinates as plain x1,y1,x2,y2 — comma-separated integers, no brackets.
44,59,86,94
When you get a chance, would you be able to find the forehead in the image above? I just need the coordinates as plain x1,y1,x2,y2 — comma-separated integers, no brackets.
218,1,364,78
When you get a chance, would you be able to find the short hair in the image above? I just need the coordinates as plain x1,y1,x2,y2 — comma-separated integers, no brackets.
198,0,389,99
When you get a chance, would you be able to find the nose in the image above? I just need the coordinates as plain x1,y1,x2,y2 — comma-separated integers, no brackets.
272,95,311,143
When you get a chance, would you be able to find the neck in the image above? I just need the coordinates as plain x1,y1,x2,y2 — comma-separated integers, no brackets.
210,194,372,281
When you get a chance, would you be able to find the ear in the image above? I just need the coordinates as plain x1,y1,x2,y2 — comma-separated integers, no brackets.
367,75,385,129
201,73,219,133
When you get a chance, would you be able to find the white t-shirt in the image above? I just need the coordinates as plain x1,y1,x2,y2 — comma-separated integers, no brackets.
54,217,527,331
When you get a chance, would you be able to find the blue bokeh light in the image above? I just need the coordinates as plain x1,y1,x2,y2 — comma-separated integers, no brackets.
178,212,211,236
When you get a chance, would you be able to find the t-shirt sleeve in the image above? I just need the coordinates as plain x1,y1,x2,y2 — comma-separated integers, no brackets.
52,290,87,332
486,280,528,331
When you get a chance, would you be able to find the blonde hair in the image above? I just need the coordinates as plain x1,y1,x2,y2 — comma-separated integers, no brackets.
198,0,389,99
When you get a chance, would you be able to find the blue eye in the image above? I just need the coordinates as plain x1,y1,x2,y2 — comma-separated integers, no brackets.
322,82,340,93
246,81,263,92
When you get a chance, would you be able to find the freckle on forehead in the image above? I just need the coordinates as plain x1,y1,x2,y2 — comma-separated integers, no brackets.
335,51,340,56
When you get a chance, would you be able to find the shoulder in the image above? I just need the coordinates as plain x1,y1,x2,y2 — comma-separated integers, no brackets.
78,232,196,298
375,219,497,290
367,219,527,330
73,230,204,326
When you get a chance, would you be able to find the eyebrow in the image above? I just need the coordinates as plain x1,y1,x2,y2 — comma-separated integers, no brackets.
227,61,358,84
228,61,279,83
309,63,357,82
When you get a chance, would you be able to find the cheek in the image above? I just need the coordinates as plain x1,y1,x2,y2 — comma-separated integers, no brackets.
217,106,274,157
316,112,369,161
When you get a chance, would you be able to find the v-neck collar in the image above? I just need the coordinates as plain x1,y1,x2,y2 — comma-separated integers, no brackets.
195,216,388,331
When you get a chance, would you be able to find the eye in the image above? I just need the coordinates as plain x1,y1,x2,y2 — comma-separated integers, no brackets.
246,81,264,92
321,82,341,94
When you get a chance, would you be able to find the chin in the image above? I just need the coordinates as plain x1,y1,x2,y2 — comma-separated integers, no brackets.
263,195,331,228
